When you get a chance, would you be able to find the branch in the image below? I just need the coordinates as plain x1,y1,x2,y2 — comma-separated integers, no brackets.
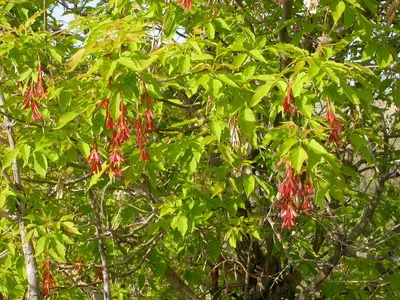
278,0,293,44
0,210,17,221
343,249,400,263
0,89,40,299
112,233,162,278
164,264,200,300
156,68,209,83
156,98,201,109
297,245,343,300
278,0,294,69
0,250,9,259
88,191,111,300
243,239,253,300
0,110,42,128
265,207,292,265
56,265,103,300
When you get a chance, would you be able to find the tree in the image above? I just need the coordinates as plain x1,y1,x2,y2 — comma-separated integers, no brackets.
0,0,399,299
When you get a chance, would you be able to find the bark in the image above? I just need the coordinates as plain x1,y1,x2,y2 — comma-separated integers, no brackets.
278,0,294,69
0,89,40,300
88,192,112,300
164,265,200,300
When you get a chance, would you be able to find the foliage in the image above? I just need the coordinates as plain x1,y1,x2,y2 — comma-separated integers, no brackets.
0,0,399,299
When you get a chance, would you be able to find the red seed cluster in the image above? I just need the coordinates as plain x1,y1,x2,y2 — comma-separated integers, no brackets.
276,163,314,229
282,82,295,116
326,101,342,145
88,142,102,175
94,266,104,282
178,0,193,12
88,92,156,176
23,64,47,121
41,255,55,298
134,93,156,161
98,98,113,131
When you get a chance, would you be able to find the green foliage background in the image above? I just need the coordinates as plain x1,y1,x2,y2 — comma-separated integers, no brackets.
0,0,399,299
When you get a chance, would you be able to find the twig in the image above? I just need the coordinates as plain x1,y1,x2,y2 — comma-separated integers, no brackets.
113,233,161,278
157,98,201,109
156,69,209,83
0,110,42,128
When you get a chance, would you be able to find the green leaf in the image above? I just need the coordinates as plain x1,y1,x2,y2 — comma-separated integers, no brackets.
118,55,158,71
229,234,237,248
251,81,274,107
341,81,360,104
387,274,400,290
315,181,329,207
20,145,31,167
117,57,139,71
233,53,248,69
209,239,221,261
294,60,305,74
62,221,81,235
181,55,191,73
17,68,32,81
35,236,47,256
249,50,267,63
2,147,20,171
109,91,121,121
67,48,86,71
243,174,255,197
332,1,346,24
177,216,188,237
239,108,256,138
344,6,356,29
308,64,321,79
278,138,298,157
138,275,145,290
54,239,66,261
212,182,225,198
192,53,214,61
24,230,35,243
292,72,308,97
213,18,231,31
288,146,308,173
210,120,222,141
88,163,108,188
205,22,215,39
210,79,223,99
376,45,393,68
49,48,62,64
33,151,48,178
305,139,329,155
54,111,81,130
78,142,91,158
217,74,239,88
250,229,261,240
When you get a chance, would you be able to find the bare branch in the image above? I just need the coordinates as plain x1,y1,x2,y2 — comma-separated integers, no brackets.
164,264,200,300
0,210,18,221
88,191,111,300
344,248,400,263
0,89,40,299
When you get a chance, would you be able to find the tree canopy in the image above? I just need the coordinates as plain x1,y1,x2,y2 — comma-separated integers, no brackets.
0,0,399,299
